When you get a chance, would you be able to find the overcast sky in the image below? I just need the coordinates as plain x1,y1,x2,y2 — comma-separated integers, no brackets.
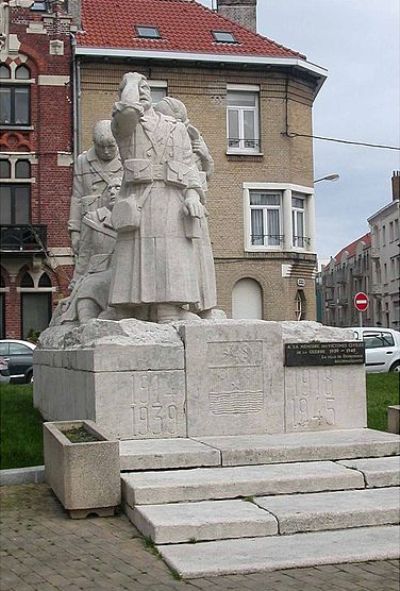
199,0,400,262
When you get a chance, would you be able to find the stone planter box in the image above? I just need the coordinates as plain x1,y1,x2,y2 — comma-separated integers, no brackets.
43,420,120,519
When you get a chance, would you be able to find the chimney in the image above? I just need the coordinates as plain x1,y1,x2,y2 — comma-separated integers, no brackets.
217,0,257,33
392,171,400,201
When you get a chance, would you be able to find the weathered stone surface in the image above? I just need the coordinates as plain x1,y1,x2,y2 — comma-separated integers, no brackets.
121,461,364,506
127,499,278,543
388,405,400,434
254,487,400,534
195,429,400,466
284,366,366,432
281,321,355,343
43,420,120,512
119,438,220,471
157,525,400,578
339,456,400,487
179,321,284,437
94,370,186,440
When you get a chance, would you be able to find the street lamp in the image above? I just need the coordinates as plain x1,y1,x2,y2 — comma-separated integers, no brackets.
314,173,340,184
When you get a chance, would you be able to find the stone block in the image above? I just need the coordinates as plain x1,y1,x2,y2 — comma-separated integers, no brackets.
157,525,400,578
388,405,400,434
254,487,400,534
119,438,221,471
127,499,278,544
179,320,284,437
43,420,120,514
284,366,367,432
94,370,186,440
339,456,400,488
121,461,364,506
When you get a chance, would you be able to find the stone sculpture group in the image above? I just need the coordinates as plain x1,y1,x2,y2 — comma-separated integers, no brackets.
55,72,218,326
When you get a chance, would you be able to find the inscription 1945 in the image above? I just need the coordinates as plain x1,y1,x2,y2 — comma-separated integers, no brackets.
285,341,365,367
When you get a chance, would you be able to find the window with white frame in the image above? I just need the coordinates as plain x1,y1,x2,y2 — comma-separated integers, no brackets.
249,190,282,247
227,87,260,153
292,193,307,248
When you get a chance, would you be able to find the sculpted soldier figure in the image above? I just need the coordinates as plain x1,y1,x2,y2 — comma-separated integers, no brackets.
109,72,216,323
59,181,120,324
154,97,217,316
68,120,122,257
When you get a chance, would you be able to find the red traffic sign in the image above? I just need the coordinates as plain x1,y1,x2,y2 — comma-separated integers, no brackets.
354,291,369,312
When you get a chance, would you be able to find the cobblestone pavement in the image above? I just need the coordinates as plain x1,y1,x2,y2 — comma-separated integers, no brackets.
0,484,399,591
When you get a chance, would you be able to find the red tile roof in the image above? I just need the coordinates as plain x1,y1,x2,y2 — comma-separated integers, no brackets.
334,232,371,264
77,0,305,60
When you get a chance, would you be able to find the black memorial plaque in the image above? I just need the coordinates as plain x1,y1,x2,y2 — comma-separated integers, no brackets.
284,341,365,367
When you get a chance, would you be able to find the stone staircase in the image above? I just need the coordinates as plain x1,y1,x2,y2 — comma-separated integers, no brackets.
120,428,400,578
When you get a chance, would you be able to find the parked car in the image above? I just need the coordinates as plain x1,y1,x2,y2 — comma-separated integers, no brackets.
0,356,10,384
351,327,400,373
0,340,36,383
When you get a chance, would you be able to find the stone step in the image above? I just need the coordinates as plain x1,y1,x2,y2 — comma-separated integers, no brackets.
126,499,278,544
338,456,400,487
127,487,399,544
119,438,220,471
157,525,400,578
254,486,400,535
195,428,400,467
122,460,364,506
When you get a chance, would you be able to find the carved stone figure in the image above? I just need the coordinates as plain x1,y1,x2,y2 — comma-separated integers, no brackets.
59,181,120,324
68,120,122,256
154,97,217,315
109,72,216,323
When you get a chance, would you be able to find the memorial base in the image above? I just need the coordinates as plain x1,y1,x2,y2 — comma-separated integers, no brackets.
34,319,367,439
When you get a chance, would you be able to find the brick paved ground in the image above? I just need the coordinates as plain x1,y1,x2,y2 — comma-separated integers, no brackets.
0,484,399,591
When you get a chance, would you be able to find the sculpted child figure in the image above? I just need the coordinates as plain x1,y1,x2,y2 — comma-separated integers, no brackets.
109,72,217,323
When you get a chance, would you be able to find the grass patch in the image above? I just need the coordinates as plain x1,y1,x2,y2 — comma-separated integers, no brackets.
366,373,399,432
0,384,43,470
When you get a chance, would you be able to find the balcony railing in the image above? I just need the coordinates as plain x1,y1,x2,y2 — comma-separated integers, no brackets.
0,224,47,252
293,235,311,249
251,234,284,247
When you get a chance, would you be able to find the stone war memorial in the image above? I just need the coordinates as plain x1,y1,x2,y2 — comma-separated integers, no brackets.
35,73,400,577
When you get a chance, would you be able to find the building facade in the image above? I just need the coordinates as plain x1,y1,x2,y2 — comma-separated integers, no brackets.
319,171,400,329
74,0,327,321
368,171,400,329
1,0,327,337
0,0,76,339
319,234,372,327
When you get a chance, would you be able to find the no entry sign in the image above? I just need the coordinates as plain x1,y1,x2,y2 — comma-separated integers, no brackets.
354,291,369,312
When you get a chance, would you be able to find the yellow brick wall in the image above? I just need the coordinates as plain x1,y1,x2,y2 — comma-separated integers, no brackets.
79,61,317,320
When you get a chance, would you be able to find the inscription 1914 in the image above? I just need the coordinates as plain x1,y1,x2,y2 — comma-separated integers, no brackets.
285,341,365,367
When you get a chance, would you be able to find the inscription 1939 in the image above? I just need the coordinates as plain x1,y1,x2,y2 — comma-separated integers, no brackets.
285,341,365,367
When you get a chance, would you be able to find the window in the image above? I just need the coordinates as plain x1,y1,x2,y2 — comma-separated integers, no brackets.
395,219,399,239
0,63,31,126
212,31,237,43
227,88,259,153
9,342,32,355
389,221,394,242
0,158,32,225
249,191,281,247
295,290,307,320
0,185,30,224
31,0,47,10
382,225,386,246
292,194,307,248
364,332,395,348
149,83,167,104
136,26,161,38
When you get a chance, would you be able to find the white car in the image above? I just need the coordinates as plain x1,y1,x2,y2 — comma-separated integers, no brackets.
351,327,400,373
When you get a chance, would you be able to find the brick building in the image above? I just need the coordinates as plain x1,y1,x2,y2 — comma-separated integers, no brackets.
0,0,75,339
74,0,327,321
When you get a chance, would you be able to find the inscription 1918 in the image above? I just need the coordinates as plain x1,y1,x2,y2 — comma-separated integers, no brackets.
285,341,365,367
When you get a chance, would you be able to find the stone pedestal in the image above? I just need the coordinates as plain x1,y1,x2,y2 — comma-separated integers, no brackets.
34,320,367,439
